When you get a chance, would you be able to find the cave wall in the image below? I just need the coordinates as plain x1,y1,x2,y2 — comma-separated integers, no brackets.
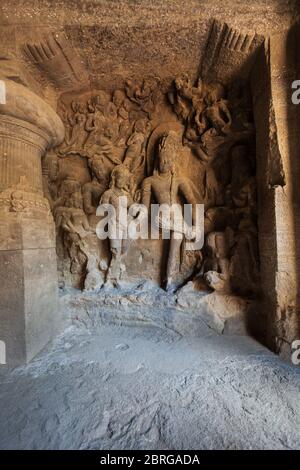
1,0,300,364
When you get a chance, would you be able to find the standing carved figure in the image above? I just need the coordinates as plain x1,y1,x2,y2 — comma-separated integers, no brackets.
100,165,135,285
60,101,87,154
54,179,92,274
141,131,200,292
204,231,232,294
123,118,151,182
84,97,106,153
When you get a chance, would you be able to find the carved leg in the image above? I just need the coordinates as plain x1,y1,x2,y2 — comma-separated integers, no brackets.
106,240,122,285
165,231,182,293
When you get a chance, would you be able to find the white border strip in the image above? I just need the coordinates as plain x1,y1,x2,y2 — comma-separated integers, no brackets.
0,80,6,105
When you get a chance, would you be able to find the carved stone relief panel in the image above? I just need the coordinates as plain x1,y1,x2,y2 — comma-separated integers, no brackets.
43,68,259,297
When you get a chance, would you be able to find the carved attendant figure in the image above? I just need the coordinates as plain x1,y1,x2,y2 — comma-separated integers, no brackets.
123,118,151,180
100,165,135,285
84,98,106,153
54,179,92,274
60,101,87,154
204,231,232,294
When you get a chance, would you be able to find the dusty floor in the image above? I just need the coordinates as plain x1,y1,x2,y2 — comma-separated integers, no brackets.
0,309,300,450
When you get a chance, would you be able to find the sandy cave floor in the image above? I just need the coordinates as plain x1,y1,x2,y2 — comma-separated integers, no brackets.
0,310,300,450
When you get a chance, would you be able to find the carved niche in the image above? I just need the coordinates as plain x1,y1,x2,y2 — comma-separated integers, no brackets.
40,22,260,298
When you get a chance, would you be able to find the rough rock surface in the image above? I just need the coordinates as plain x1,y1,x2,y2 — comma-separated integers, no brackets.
0,308,300,450
60,281,253,336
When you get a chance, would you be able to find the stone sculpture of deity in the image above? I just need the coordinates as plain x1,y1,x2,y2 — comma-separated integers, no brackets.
141,130,200,292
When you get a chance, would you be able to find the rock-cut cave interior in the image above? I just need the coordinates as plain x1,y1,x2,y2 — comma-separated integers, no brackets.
1,0,300,452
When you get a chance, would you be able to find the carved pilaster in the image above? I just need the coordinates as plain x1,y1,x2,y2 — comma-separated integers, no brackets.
0,78,64,366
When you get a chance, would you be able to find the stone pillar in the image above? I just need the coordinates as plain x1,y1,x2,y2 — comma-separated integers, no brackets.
251,29,300,359
268,29,300,358
0,79,64,366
